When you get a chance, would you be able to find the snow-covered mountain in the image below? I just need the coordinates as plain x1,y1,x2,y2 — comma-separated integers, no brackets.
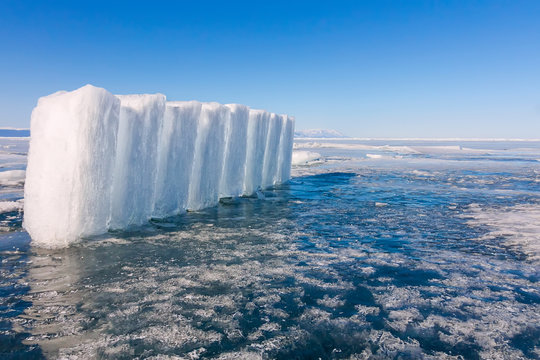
294,129,348,138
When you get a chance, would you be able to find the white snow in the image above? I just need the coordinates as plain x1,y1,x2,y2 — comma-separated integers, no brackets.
291,151,322,166
295,141,421,155
0,199,23,213
465,203,540,262
23,85,294,247
0,170,26,186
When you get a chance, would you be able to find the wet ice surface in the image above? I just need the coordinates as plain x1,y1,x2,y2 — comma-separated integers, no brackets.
2,138,540,359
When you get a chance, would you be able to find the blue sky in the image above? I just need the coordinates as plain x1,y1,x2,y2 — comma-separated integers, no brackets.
1,0,539,138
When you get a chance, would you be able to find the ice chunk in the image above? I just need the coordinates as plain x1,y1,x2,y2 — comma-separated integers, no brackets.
291,150,322,166
277,116,295,182
0,170,26,186
152,101,200,217
109,94,166,229
219,104,249,198
24,85,120,247
262,113,284,188
0,199,23,214
186,103,229,210
243,110,270,195
23,85,294,247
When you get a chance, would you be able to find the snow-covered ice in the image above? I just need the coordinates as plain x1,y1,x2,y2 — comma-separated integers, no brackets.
0,199,23,214
0,170,26,186
23,85,294,247
291,151,322,166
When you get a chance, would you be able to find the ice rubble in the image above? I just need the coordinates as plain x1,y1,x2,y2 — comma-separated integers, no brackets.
291,151,322,166
23,85,294,247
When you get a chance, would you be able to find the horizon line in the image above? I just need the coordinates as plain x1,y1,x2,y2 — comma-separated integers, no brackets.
294,137,540,142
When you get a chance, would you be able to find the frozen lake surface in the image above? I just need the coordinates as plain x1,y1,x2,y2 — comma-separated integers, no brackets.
1,137,539,359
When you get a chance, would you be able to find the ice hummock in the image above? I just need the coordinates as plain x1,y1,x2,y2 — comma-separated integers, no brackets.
23,85,294,247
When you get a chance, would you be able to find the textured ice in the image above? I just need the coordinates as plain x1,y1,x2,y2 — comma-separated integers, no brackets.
3,138,540,358
0,170,26,186
0,199,23,214
23,85,294,247
465,203,540,262
291,151,322,166
153,101,200,217
24,86,120,247
110,94,166,230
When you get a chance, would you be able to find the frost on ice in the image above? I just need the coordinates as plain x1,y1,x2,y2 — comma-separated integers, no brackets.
23,85,294,247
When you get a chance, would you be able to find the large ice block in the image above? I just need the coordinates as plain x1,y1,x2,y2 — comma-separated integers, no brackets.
23,85,120,247
23,85,294,247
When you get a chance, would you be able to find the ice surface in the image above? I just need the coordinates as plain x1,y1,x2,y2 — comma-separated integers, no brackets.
5,137,540,358
465,203,540,262
23,85,294,247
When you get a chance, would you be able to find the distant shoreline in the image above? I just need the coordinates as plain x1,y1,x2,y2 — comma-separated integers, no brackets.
294,137,540,142
1,129,537,142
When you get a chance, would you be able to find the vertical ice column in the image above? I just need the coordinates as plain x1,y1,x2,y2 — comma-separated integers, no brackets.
109,94,166,229
219,104,249,198
261,113,284,188
187,103,229,210
243,110,270,195
276,115,295,183
153,101,201,217
23,85,120,247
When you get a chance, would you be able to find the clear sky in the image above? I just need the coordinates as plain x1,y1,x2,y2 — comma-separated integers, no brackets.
1,0,539,138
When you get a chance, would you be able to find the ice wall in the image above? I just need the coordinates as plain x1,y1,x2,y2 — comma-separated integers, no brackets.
23,85,294,247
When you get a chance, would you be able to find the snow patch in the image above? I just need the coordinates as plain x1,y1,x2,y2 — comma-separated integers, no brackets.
0,170,25,186
0,199,23,213
291,151,322,166
465,203,540,262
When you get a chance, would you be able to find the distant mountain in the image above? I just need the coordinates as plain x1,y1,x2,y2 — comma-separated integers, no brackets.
0,128,30,137
294,129,348,138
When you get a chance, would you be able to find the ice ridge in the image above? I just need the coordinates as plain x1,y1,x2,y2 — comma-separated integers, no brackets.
23,85,294,247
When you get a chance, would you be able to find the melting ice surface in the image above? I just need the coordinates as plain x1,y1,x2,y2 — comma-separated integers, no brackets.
1,137,540,359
